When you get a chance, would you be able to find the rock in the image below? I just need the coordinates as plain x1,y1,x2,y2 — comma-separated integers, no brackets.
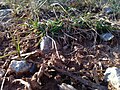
103,6,113,14
0,68,5,77
0,9,11,16
0,9,12,22
104,67,120,90
59,83,77,90
40,36,52,54
0,9,12,31
100,33,114,41
8,60,36,76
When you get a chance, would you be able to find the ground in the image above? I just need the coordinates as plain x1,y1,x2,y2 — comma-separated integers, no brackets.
0,0,120,90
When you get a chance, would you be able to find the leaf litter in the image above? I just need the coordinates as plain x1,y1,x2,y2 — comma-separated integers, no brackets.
0,0,120,90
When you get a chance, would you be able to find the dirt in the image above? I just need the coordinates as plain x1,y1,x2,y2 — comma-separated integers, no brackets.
0,1,120,90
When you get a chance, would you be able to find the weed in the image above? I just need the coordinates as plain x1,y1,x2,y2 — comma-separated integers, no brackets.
3,0,120,52
46,19,63,33
10,32,21,59
30,0,48,20
96,19,116,34
0,32,21,59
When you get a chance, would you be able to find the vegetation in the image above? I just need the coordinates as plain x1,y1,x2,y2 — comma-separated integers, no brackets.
0,0,120,90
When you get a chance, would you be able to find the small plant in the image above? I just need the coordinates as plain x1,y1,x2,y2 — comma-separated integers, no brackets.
30,19,63,34
30,20,40,30
5,0,28,14
29,0,48,20
71,12,93,29
10,32,21,59
96,20,113,34
46,19,63,33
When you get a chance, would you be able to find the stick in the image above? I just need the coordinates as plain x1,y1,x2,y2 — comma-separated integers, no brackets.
47,35,60,59
54,67,107,90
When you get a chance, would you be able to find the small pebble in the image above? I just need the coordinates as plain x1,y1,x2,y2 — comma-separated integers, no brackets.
100,33,114,41
103,6,113,14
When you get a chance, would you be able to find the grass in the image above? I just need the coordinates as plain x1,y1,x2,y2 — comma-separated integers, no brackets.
0,0,119,59
0,1,120,90
109,0,120,13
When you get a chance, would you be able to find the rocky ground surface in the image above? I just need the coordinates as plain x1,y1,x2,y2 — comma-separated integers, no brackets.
0,0,120,90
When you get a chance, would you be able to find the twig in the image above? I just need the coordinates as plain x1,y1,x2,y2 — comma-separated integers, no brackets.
53,67,107,90
37,63,45,84
52,7,58,19
64,33,77,41
47,35,60,59
0,70,9,90
11,50,39,59
12,79,32,90
0,51,17,59
50,3,68,15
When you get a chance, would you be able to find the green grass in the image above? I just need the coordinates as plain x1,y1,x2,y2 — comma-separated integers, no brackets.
11,32,21,59
3,0,120,42
0,0,119,60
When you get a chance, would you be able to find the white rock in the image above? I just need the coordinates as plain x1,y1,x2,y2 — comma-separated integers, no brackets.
59,83,77,90
104,67,120,90
40,36,52,53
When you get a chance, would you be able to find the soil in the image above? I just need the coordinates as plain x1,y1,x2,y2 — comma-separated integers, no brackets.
0,1,120,90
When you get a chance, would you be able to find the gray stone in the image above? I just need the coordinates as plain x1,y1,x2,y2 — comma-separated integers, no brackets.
0,9,12,22
103,7,113,14
8,60,32,74
40,36,52,53
100,33,114,41
104,67,120,90
0,9,11,16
